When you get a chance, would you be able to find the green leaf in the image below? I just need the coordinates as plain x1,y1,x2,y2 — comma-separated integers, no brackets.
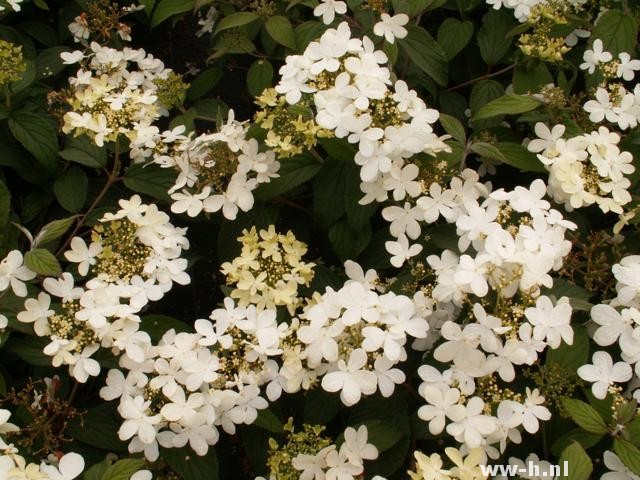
313,160,348,227
53,166,87,213
123,162,176,201
83,460,111,480
36,46,70,78
304,388,343,424
559,442,592,480
561,397,608,434
344,162,377,230
477,10,516,65
162,446,219,480
265,16,297,50
4,336,51,366
439,113,466,144
295,21,327,50
357,419,403,453
100,459,145,480
513,61,553,94
67,403,128,452
495,142,546,172
546,324,589,371
472,94,543,121
591,9,638,57
616,399,638,425
437,18,473,60
186,67,223,102
140,314,192,342
34,216,77,248
24,248,61,275
399,25,448,86
214,11,260,35
470,142,504,162
625,417,640,446
247,60,274,97
328,219,372,260
0,180,10,231
151,0,195,28
59,134,107,168
8,111,58,174
254,153,321,201
551,428,604,457
614,438,640,476
254,409,284,433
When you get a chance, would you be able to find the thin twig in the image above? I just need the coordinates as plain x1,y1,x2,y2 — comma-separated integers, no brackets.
445,63,516,92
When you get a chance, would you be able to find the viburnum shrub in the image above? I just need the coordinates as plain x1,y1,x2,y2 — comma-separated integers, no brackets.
1,0,640,479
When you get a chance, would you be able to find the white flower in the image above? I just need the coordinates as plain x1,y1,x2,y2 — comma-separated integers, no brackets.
617,52,640,81
446,396,497,448
17,292,53,336
39,452,84,480
321,348,377,406
340,425,378,466
69,345,101,383
118,396,162,444
385,233,423,268
577,351,633,399
580,39,613,74
373,13,409,44
313,0,347,25
418,385,464,435
524,296,573,349
64,237,103,276
0,250,36,297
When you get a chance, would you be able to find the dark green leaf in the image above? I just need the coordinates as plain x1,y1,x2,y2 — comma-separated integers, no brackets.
151,0,195,28
558,442,592,480
591,9,638,57
214,11,260,35
495,142,546,172
0,179,10,230
472,94,543,121
561,397,608,434
247,60,274,97
614,438,640,476
8,111,58,174
439,113,466,144
59,134,107,168
140,314,192,342
123,162,176,201
551,428,604,457
53,166,87,213
100,459,145,480
437,18,473,60
546,324,589,372
254,408,284,433
68,403,129,452
265,16,296,50
34,216,77,247
304,388,343,424
254,152,321,201
4,336,51,366
187,67,223,102
162,446,219,480
24,248,61,275
328,218,372,260
477,10,516,65
399,25,448,86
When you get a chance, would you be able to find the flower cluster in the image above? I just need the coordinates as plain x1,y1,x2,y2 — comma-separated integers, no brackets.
260,422,378,480
269,261,429,406
486,0,587,23
274,22,450,197
100,297,285,460
17,195,190,382
528,123,635,214
141,111,280,220
580,39,640,131
221,226,315,312
60,42,184,147
582,255,640,402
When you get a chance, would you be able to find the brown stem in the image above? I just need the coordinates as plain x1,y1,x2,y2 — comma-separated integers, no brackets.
56,143,121,257
445,63,516,92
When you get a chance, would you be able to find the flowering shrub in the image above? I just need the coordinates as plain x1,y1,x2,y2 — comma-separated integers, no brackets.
1,0,640,479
